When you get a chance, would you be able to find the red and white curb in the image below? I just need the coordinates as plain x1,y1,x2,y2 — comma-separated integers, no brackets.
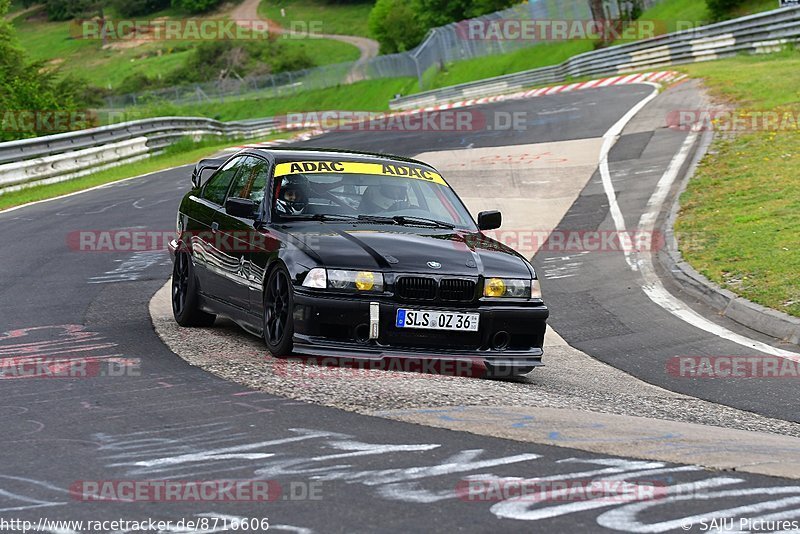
231,71,684,150
424,71,684,111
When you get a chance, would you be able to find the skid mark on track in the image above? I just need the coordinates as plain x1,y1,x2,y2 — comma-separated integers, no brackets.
541,251,590,280
88,251,170,284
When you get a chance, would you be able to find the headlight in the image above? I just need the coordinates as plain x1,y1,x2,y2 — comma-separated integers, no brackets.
302,268,327,289
303,269,384,292
483,278,533,298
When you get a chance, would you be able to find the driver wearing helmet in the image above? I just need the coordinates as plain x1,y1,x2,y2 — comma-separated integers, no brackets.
276,175,309,215
359,182,409,213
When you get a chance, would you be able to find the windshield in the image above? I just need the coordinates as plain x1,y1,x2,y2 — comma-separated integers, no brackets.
271,161,476,230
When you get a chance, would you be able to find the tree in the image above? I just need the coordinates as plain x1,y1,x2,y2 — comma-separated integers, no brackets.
706,0,745,21
0,0,98,140
170,0,223,14
588,0,610,44
111,0,171,17
413,0,472,29
368,0,427,54
468,0,517,18
368,0,516,54
43,0,95,21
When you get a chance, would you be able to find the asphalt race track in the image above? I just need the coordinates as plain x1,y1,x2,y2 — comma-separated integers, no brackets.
2,82,800,532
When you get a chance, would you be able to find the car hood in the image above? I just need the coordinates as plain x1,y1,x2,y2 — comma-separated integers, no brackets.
285,224,534,278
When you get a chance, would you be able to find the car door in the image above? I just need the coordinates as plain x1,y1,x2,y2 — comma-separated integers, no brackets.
214,155,272,311
190,155,245,299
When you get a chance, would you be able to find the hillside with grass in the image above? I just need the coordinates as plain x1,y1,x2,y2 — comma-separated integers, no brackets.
8,1,361,93
258,0,374,37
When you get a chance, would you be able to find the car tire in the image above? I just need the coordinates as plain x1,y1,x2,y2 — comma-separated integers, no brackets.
172,249,216,327
484,363,535,379
263,265,295,358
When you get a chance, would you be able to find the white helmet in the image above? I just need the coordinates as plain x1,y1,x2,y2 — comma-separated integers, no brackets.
276,176,309,215
361,183,408,212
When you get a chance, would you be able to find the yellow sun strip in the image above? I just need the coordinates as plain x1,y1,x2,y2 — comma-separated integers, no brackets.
274,161,447,186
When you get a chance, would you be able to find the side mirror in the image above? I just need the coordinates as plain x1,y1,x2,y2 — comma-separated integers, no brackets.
226,197,257,219
191,169,202,189
191,157,226,189
477,210,502,231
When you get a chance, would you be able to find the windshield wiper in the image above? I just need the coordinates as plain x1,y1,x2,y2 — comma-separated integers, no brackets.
284,214,360,222
284,213,455,229
356,215,398,224
392,216,455,229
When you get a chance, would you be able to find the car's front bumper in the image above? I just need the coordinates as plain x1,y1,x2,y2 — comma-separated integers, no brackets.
291,290,548,369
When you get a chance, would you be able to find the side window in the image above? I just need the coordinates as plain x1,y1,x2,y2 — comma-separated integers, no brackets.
202,157,241,205
228,156,269,206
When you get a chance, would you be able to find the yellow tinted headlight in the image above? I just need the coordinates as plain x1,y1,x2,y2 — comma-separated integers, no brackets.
355,271,375,291
484,278,506,297
483,278,533,298
327,270,384,292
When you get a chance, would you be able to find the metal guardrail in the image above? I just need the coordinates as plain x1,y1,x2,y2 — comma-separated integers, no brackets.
0,116,282,194
390,6,800,110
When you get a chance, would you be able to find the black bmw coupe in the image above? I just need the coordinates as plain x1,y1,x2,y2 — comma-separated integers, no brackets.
169,148,549,376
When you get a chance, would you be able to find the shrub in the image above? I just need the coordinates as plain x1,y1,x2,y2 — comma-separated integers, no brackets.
707,0,746,21
368,0,426,54
170,0,223,14
111,0,171,17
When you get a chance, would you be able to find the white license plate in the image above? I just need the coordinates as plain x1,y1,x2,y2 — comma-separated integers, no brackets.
395,309,480,332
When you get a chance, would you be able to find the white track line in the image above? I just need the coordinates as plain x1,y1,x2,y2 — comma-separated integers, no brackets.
598,92,800,359
598,82,661,271
634,130,800,360
0,164,195,216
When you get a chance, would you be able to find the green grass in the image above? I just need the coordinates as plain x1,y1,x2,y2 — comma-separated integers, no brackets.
674,49,800,318
125,76,416,121
639,0,710,34
0,132,292,211
258,0,373,37
279,35,360,65
729,0,779,18
427,40,594,90
639,0,776,34
679,50,800,109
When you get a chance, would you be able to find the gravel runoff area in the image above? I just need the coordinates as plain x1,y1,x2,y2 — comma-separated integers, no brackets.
151,283,800,439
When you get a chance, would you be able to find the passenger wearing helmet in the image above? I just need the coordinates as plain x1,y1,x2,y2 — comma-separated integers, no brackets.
276,175,309,215
359,182,409,214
